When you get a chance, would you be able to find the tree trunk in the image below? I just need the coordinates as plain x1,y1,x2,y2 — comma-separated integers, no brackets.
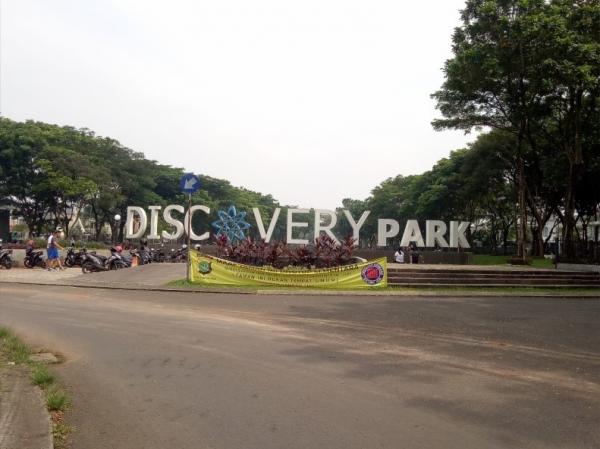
517,152,528,261
563,161,578,260
562,88,584,261
95,223,102,241
537,228,544,257
61,210,70,238
530,225,540,257
94,211,104,241
117,222,124,243
529,206,548,258
502,224,510,255
24,217,37,239
35,220,44,237
489,219,498,255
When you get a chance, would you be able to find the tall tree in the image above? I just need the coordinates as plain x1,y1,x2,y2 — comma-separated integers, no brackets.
526,0,600,258
431,0,550,261
432,0,600,261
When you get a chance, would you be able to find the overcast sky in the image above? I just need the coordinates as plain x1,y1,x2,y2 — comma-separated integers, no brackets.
2,0,474,209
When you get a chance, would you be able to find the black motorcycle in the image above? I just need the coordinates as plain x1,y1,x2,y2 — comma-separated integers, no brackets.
152,246,166,263
24,247,46,268
118,250,132,268
0,240,13,269
64,246,86,267
129,249,145,266
130,246,152,265
81,250,105,273
169,245,188,263
139,247,152,265
81,247,129,273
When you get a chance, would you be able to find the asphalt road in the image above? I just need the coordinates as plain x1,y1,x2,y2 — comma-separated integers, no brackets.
0,284,599,449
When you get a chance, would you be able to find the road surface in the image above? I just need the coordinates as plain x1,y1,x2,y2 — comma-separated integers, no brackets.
1,284,599,449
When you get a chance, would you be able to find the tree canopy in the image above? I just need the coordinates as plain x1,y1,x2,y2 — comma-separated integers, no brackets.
429,0,600,260
0,118,280,240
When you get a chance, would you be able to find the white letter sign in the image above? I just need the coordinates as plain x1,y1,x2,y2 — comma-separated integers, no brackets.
253,207,281,243
377,219,399,247
287,209,310,245
125,206,147,239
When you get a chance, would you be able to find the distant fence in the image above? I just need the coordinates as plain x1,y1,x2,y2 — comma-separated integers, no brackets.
556,242,600,264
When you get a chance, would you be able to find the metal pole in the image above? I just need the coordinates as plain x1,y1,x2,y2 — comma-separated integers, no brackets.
186,193,192,281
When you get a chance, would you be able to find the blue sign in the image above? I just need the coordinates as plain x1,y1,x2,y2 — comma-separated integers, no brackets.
180,173,201,194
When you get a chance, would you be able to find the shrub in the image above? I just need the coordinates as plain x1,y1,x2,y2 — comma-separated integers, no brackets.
32,365,56,387
213,234,355,268
46,388,69,411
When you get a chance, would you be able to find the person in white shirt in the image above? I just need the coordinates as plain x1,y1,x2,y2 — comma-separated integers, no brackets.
394,247,405,263
46,230,64,271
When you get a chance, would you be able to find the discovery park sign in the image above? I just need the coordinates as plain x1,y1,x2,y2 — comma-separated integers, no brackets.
124,205,470,249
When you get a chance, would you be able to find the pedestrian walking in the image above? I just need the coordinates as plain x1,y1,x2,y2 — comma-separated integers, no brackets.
46,230,65,271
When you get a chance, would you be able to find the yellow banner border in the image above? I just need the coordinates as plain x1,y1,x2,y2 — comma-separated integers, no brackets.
189,252,388,289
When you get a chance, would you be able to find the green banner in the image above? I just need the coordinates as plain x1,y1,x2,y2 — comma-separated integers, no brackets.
189,252,387,289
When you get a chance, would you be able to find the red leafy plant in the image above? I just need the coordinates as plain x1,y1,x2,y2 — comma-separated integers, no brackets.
213,234,355,268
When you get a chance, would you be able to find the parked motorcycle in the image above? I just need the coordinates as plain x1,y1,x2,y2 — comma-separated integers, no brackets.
129,249,140,266
169,244,188,263
138,247,152,265
0,239,13,269
130,247,151,266
117,247,132,268
64,246,86,267
152,246,166,263
24,247,46,268
81,250,106,273
81,247,128,273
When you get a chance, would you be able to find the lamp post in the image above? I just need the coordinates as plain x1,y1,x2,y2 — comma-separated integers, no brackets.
114,214,121,243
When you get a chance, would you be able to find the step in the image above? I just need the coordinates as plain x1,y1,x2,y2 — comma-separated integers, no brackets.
387,268,598,277
388,277,600,285
389,273,600,281
387,272,599,280
387,283,600,289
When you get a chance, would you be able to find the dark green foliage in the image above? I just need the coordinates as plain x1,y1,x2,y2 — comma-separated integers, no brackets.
428,0,600,259
0,118,280,239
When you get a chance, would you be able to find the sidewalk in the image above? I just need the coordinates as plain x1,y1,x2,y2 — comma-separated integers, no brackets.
0,264,183,287
0,360,53,449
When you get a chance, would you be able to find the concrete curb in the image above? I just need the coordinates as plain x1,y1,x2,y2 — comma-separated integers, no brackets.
38,385,54,449
1,280,600,299
0,280,254,295
0,364,53,449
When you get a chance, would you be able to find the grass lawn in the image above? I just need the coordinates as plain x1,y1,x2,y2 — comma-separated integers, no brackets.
0,327,72,449
471,254,555,269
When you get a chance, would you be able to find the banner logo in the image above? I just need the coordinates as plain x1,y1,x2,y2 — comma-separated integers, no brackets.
361,263,385,285
198,261,212,274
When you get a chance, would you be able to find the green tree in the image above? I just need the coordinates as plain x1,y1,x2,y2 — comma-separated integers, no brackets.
431,0,551,261
0,118,282,241
529,0,600,258
432,0,600,260
35,146,98,237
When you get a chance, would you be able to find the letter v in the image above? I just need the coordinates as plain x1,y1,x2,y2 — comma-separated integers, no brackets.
252,208,281,243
